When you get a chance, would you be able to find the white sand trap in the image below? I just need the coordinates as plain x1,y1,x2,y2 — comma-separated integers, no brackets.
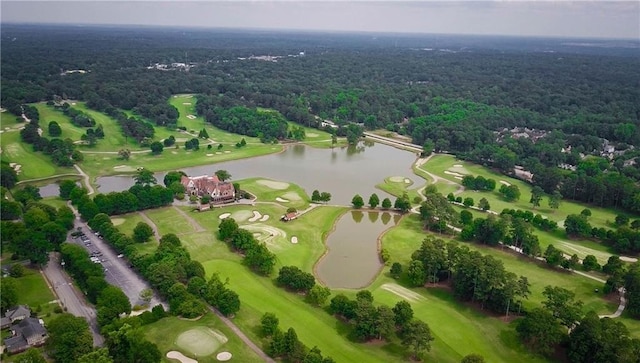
291,236,298,244
281,192,302,201
172,151,178,154
182,102,192,105
224,151,231,154
240,224,286,247
404,178,411,184
216,352,232,361
381,283,424,303
621,256,638,263
306,132,319,137
260,215,269,222
206,153,213,156
111,218,125,226
71,102,76,105
455,176,463,180
248,211,262,222
389,176,405,183
444,170,464,177
186,115,197,120
113,165,136,172
453,164,463,167
230,210,253,222
275,197,289,203
499,180,511,186
167,351,197,363
216,152,222,155
257,179,290,190
218,213,231,219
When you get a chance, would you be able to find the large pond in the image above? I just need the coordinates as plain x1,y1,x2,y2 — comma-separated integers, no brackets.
96,142,418,205
316,210,402,289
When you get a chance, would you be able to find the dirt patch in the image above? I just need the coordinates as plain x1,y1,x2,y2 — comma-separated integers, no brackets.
380,283,424,302
256,179,290,190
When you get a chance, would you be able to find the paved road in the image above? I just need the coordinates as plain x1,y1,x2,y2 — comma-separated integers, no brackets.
42,252,104,347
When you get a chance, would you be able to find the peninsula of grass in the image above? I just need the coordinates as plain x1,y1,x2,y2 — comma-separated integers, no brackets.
422,154,635,229
241,177,311,210
143,313,262,363
381,214,617,314
1,130,72,180
376,175,421,201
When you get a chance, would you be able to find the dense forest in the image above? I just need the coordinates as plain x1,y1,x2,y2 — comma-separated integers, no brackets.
2,24,639,211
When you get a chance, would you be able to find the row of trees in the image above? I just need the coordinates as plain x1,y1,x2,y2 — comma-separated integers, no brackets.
261,313,335,362
564,213,640,254
218,217,277,276
352,193,411,213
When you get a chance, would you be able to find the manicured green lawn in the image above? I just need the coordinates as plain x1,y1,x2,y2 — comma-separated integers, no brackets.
144,207,196,236
143,313,262,363
0,111,23,128
12,267,64,326
39,196,69,210
1,130,72,180
71,103,145,151
241,177,311,210
376,176,422,202
33,103,86,140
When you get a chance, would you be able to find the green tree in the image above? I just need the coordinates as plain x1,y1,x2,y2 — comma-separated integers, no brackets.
463,197,474,207
48,121,62,137
422,139,434,156
15,348,47,363
394,194,412,213
461,354,486,363
390,262,402,279
381,198,392,209
97,286,132,326
320,192,331,203
549,191,562,210
46,314,94,363
117,149,130,160
368,193,380,208
499,184,520,202
401,319,434,359
215,169,232,181
615,214,630,226
163,171,185,187
77,348,114,363
139,288,153,305
307,285,331,306
542,285,584,329
1,277,18,311
543,244,565,267
529,186,544,208
59,180,77,200
0,163,18,189
352,194,364,209
393,300,414,328
516,308,564,356
134,168,157,186
218,217,239,241
261,312,279,337
149,141,163,155
133,222,154,243
311,190,321,202
478,197,490,211
582,255,601,272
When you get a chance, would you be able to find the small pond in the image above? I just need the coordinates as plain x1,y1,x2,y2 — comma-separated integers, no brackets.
95,142,418,205
315,210,402,289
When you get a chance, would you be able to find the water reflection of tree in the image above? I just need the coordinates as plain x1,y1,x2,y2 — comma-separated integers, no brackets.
367,211,379,223
346,144,366,156
352,210,364,223
380,212,391,225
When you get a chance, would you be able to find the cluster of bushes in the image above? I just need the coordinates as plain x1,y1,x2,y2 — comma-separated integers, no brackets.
461,175,496,191
261,313,334,362
501,208,558,231
0,186,75,264
184,137,200,150
58,103,96,127
276,266,316,293
85,97,156,141
311,190,332,203
329,291,434,359
218,218,277,276
564,212,640,254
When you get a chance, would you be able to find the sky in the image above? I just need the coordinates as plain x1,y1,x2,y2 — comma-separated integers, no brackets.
1,1,639,39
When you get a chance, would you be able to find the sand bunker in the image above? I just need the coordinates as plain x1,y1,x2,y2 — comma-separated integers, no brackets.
291,236,298,244
499,180,511,186
216,152,222,155
281,192,302,201
166,351,197,363
186,115,197,120
224,151,231,154
455,176,462,180
218,213,231,219
260,215,270,222
230,210,253,222
111,218,125,226
275,197,289,203
404,178,411,184
306,132,319,137
240,224,286,247
182,102,192,105
206,153,213,156
248,211,262,222
172,151,178,154
216,352,232,361
256,179,290,190
113,165,137,172
453,164,463,167
381,283,424,303
389,176,405,183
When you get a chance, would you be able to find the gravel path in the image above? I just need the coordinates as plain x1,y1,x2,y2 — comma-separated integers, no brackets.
138,211,161,240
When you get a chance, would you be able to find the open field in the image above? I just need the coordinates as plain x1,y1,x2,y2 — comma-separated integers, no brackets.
1,130,72,180
422,154,635,230
0,111,23,129
33,103,86,140
144,313,261,363
11,267,64,326
382,214,618,314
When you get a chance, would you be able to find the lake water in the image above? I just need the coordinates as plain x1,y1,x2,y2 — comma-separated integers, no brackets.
96,142,418,205
315,210,402,289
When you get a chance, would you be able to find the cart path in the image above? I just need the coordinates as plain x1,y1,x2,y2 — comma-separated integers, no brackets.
138,211,162,240
74,164,95,195
173,206,205,232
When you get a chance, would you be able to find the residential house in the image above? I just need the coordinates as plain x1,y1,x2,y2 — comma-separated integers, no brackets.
4,317,47,354
180,174,235,204
1,305,31,329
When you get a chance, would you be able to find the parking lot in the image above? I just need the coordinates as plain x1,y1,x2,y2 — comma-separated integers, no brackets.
70,227,165,309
